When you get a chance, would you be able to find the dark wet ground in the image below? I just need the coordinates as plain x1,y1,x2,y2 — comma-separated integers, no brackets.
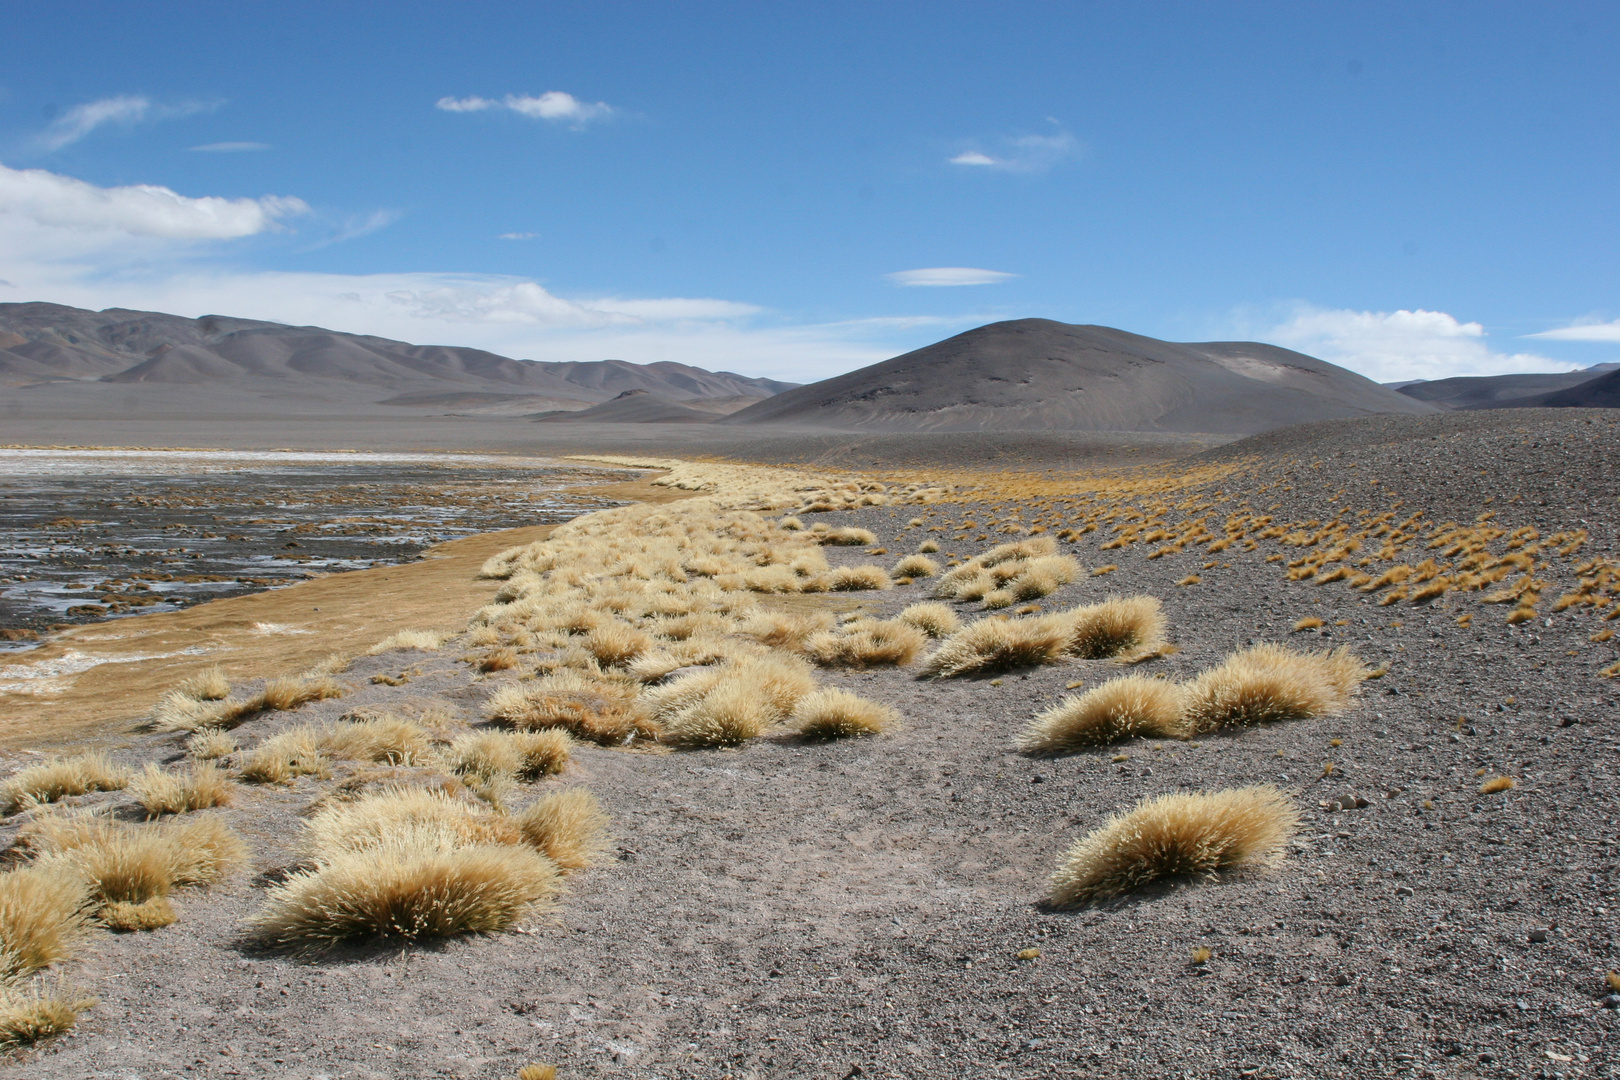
0,450,630,644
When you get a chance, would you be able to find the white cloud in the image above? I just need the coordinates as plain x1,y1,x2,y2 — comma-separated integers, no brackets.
498,232,538,240
948,130,1079,173
436,91,614,127
188,142,271,153
887,267,1018,287
0,161,307,255
38,96,218,151
1261,306,1575,383
1526,319,1620,342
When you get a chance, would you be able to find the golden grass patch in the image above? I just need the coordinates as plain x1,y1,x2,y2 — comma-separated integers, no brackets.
445,729,572,782
0,982,97,1052
793,688,897,739
367,629,450,654
129,761,233,816
21,813,246,912
515,788,610,870
896,601,962,638
917,613,1072,678
1292,617,1324,632
237,728,331,784
1062,596,1166,660
804,619,926,668
891,553,940,578
1479,775,1515,794
184,730,237,760
100,897,178,932
1018,676,1188,753
484,671,656,746
1,753,130,815
0,864,91,982
176,665,230,701
1049,785,1298,905
740,610,834,652
825,564,893,591
1181,644,1367,733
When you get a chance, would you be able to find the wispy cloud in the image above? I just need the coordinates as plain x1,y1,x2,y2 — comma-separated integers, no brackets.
38,96,219,151
188,141,271,153
498,232,539,240
1526,319,1620,343
435,91,614,128
1260,305,1573,383
948,125,1079,173
887,267,1018,287
0,161,307,252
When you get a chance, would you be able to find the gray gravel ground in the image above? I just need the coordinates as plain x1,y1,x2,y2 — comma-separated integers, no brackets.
3,409,1618,1080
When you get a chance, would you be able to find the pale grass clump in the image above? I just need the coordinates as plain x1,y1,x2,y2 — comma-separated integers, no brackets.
1479,775,1515,794
517,1065,558,1080
657,654,815,748
793,689,897,739
0,864,91,981
260,675,346,713
740,610,836,652
1049,786,1299,905
918,539,940,554
584,622,652,667
917,614,1072,678
301,787,525,859
484,671,656,745
891,554,940,578
100,897,178,932
1062,596,1167,660
248,834,560,951
475,646,520,673
150,691,256,733
627,636,741,681
237,728,331,784
176,666,231,701
185,730,237,760
825,565,894,591
367,629,449,655
815,527,878,546
0,981,98,1052
444,730,572,782
514,788,610,870
804,619,926,668
1018,677,1189,754
21,813,246,913
129,762,233,816
318,715,432,765
896,602,962,638
1181,644,1368,734
1,753,131,815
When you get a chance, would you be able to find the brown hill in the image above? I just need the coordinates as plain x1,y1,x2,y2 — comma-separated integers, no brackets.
531,389,720,424
722,318,1435,434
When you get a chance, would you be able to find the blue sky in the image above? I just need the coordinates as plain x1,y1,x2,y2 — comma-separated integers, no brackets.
1,1,1616,383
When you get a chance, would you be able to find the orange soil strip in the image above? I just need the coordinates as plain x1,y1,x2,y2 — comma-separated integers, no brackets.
0,478,681,753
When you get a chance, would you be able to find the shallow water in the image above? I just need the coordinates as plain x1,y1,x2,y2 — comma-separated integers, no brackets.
0,449,630,645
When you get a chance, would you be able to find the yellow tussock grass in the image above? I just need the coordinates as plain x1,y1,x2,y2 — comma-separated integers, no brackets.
237,728,331,784
815,527,878,546
22,813,246,908
100,897,177,932
302,787,525,859
445,729,572,782
1063,596,1167,660
825,564,893,591
517,1066,558,1080
892,553,940,578
248,834,560,951
740,610,834,651
896,602,961,638
184,730,236,760
1292,617,1324,632
793,688,896,739
1181,644,1367,733
129,762,233,816
367,628,449,654
1,753,131,815
584,622,652,666
0,864,91,982
515,788,610,870
319,715,433,765
1049,785,1299,905
260,675,346,712
918,539,940,553
804,619,926,668
1479,775,1515,794
0,982,97,1052
1018,677,1188,754
657,654,814,747
476,646,520,672
176,666,230,701
484,671,656,746
917,613,1071,678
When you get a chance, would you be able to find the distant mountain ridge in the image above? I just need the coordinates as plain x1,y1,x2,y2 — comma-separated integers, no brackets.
0,302,794,411
1396,363,1620,411
722,318,1434,434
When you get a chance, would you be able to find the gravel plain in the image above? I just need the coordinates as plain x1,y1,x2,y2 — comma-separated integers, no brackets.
2,409,1617,1080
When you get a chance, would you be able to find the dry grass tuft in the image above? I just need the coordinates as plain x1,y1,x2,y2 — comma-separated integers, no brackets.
1181,644,1368,734
260,675,346,713
816,527,878,546
793,688,896,739
1049,785,1299,905
184,730,237,760
515,788,610,870
21,813,246,911
177,666,231,701
0,864,91,982
476,647,520,673
445,730,572,782
918,539,940,553
740,609,835,651
367,629,449,654
1479,775,1515,794
129,762,233,816
0,982,97,1052
100,897,177,932
804,619,926,668
1292,617,1324,632
237,728,331,784
896,602,962,638
319,715,432,765
917,614,1072,678
825,564,893,591
517,1065,558,1080
891,554,940,578
1,753,131,815
1018,677,1188,754
1063,596,1167,660
656,654,815,747
484,671,656,746
302,787,524,859
584,622,652,667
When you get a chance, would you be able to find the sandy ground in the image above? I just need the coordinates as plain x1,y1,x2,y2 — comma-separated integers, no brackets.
1,411,1617,1079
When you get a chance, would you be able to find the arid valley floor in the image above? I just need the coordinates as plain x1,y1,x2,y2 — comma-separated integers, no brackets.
0,409,1617,1080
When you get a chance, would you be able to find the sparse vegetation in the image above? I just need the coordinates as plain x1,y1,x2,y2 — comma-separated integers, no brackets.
1049,786,1299,905
176,666,231,701
793,688,897,738
0,864,91,981
1,753,131,815
1181,644,1368,733
19,813,246,916
804,618,926,668
368,629,450,654
896,601,961,638
892,553,939,578
918,613,1072,678
1018,676,1187,753
0,982,97,1052
129,762,233,816
1062,596,1166,660
1479,775,1515,794
515,788,610,870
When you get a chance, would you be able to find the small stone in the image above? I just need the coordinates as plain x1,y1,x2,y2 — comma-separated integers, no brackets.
1600,994,1620,1009
1559,716,1578,727
1395,886,1414,897
1030,775,1045,784
1529,928,1550,943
